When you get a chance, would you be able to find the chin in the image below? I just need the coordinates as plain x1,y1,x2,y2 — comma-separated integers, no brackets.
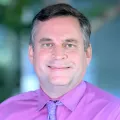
49,76,71,86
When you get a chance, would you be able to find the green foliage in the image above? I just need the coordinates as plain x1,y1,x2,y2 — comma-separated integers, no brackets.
0,0,43,102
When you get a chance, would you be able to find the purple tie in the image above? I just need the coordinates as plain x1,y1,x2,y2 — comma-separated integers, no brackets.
47,100,62,120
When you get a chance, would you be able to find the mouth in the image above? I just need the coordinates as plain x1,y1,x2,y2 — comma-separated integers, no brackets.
48,66,71,70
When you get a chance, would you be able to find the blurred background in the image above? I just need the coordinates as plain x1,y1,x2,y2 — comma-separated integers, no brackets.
0,0,120,102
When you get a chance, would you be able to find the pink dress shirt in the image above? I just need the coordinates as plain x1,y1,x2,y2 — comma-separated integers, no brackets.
0,81,120,120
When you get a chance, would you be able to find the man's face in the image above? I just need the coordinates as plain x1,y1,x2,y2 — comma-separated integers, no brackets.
29,16,92,88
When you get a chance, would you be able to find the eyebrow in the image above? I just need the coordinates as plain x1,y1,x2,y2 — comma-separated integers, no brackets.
39,38,78,43
64,39,78,44
39,38,52,43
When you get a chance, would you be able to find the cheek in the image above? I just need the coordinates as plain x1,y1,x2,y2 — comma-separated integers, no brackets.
68,50,82,60
68,51,86,66
34,49,51,63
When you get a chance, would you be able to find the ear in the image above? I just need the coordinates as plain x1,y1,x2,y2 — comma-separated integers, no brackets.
28,45,34,64
85,44,92,65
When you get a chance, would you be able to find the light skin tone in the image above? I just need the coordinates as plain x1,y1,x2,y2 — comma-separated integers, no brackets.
29,16,92,99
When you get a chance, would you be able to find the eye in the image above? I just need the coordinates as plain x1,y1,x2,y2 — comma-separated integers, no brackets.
65,43,76,48
41,43,53,48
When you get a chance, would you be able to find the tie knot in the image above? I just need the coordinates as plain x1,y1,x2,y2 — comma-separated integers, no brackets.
47,100,62,107
47,100,62,112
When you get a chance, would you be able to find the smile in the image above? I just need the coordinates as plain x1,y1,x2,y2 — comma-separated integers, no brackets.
48,66,71,70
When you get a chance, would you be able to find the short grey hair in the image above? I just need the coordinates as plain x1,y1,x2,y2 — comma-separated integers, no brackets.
30,3,91,51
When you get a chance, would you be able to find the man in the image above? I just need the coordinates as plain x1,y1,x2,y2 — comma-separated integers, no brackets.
0,3,120,120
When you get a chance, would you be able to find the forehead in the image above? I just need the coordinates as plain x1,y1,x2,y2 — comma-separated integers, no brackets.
33,16,83,42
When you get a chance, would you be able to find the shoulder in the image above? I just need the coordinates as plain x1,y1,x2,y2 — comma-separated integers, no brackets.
0,89,39,119
0,89,39,106
85,81,120,102
81,81,120,119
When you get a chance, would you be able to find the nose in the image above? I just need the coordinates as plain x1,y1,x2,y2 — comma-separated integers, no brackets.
52,46,68,60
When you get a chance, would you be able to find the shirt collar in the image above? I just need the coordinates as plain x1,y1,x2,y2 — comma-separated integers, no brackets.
37,81,86,111
37,88,51,111
60,81,86,111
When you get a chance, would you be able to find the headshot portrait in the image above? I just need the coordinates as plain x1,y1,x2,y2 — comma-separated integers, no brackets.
0,2,120,120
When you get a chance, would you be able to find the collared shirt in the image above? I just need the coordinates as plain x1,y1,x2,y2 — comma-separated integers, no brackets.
0,81,120,120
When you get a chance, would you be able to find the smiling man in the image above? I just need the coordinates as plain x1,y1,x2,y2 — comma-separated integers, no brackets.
29,15,91,99
0,3,120,120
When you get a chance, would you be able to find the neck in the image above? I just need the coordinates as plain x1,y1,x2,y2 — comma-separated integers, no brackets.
40,81,81,99
41,86,68,99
